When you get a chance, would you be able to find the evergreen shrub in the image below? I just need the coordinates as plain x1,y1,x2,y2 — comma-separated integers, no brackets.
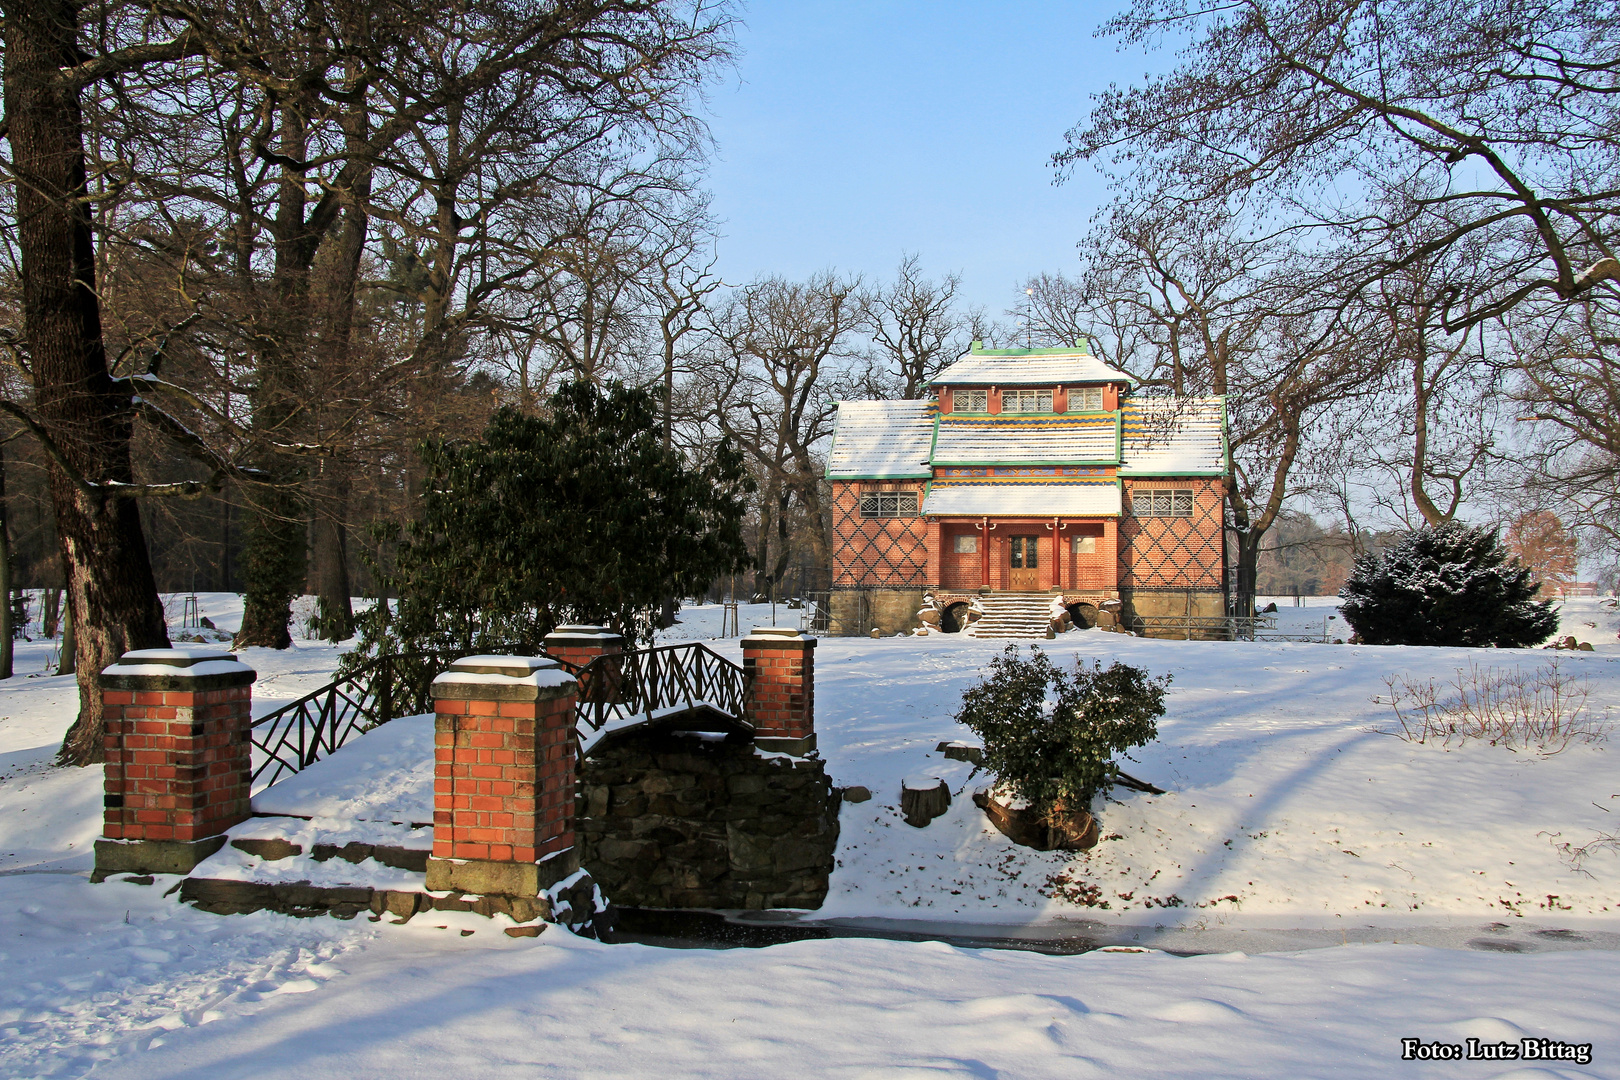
1339,522,1558,648
343,380,753,693
955,645,1169,816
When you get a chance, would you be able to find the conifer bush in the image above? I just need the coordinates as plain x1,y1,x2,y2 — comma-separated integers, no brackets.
955,645,1170,816
1339,522,1558,648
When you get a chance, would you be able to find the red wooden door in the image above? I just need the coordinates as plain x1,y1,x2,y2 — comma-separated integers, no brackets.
1008,535,1040,591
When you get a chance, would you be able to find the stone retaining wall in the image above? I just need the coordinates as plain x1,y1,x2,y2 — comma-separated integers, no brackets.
578,730,840,910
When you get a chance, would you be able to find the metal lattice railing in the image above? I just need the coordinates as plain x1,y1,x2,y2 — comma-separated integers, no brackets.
251,642,754,789
250,650,473,790
572,642,751,735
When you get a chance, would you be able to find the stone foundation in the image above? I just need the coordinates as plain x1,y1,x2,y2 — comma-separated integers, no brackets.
177,870,604,935
1120,588,1228,639
578,729,841,909
828,588,924,636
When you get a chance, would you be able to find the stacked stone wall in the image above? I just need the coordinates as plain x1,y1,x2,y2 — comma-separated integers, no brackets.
579,731,841,909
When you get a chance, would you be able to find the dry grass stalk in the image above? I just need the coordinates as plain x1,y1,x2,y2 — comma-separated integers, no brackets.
1375,659,1608,755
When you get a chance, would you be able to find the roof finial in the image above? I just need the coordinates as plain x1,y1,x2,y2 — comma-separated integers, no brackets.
971,339,983,352
1076,338,1090,353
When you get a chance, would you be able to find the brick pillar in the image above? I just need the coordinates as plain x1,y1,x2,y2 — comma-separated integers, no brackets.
95,648,256,880
925,518,942,589
542,624,623,669
426,655,579,897
543,625,625,702
1104,516,1121,592
742,627,816,756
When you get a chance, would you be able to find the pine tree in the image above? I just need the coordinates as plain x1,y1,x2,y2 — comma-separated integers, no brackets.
1339,522,1558,648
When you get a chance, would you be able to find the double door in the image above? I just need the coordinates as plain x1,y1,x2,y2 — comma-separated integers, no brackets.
1008,535,1040,591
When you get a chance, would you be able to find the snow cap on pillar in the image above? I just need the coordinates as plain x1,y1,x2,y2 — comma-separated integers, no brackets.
741,626,814,646
100,647,255,688
432,654,575,701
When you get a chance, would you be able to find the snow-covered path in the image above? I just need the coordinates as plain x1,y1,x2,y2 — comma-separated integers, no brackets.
17,880,1610,1080
2,594,1620,1077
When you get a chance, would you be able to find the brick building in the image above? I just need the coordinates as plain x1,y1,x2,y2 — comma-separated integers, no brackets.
824,343,1229,635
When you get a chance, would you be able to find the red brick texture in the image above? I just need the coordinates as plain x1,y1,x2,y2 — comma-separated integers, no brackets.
830,480,929,588
1118,478,1225,589
101,682,253,844
432,685,577,865
543,629,624,704
1062,519,1118,590
742,636,815,745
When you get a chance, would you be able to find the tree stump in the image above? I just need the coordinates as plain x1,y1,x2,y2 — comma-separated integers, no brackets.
972,789,1098,851
900,776,950,827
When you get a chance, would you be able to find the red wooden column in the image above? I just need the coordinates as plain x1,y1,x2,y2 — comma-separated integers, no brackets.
1053,517,1063,592
95,648,256,880
742,627,817,756
427,655,580,897
979,517,990,587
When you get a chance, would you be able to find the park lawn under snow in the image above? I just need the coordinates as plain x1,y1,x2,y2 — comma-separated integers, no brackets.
2,594,1620,1076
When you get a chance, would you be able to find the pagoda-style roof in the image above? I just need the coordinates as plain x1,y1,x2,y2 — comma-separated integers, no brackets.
1119,397,1227,475
824,400,934,479
824,360,1228,484
931,344,1135,388
922,477,1122,517
931,413,1119,466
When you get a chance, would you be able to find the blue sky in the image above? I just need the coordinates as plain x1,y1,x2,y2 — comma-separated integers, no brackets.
701,1,1140,317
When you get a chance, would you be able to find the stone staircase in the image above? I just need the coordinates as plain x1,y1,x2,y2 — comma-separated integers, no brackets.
966,594,1059,639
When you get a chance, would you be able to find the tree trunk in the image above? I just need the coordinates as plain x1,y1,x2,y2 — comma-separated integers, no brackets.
311,465,354,640
42,586,61,639
58,596,76,675
0,443,13,680
236,105,317,649
3,0,169,763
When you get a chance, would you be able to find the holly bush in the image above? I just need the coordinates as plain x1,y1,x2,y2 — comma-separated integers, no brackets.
955,645,1170,816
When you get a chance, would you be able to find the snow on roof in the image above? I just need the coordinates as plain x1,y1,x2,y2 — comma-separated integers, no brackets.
931,414,1119,466
826,400,936,479
922,479,1122,517
932,346,1134,387
1119,397,1227,475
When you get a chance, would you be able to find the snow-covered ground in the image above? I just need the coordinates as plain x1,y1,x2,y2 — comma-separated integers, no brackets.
2,594,1620,1077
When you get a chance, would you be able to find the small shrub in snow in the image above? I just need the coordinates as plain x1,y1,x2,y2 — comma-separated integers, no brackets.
1339,521,1558,648
1376,659,1607,754
954,645,1170,816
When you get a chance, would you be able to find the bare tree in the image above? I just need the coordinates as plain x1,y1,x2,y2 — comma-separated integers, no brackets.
705,272,864,595
860,254,973,399
1060,0,1620,331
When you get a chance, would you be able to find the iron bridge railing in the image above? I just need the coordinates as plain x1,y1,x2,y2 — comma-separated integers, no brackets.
572,641,751,737
250,641,753,790
250,649,478,790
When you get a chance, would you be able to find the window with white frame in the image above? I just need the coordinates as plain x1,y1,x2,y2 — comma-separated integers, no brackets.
1003,388,1054,413
1068,386,1105,412
1130,488,1195,517
953,389,987,412
860,491,919,518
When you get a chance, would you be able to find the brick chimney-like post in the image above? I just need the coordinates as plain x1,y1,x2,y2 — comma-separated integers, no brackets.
426,655,579,898
742,627,817,756
95,648,257,880
543,625,625,704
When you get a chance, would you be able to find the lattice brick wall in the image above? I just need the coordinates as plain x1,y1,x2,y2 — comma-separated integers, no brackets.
830,480,930,587
1118,478,1225,589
